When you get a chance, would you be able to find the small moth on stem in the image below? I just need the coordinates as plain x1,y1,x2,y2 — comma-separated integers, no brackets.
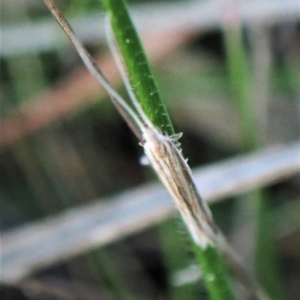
44,1,269,299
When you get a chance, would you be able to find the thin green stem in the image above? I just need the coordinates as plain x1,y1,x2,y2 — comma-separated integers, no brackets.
102,0,174,135
195,246,235,300
102,1,236,299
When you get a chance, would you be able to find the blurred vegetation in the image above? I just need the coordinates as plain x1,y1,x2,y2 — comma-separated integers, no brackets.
1,0,299,299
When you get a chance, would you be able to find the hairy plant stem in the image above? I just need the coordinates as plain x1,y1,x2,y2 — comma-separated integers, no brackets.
102,0,236,299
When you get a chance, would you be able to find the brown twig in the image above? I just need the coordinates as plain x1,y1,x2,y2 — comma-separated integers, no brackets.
0,29,193,148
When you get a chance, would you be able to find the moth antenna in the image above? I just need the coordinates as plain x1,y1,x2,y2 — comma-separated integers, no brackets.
44,0,143,142
105,16,153,128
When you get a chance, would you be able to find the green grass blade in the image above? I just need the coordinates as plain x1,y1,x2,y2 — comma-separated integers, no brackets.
102,1,236,299
195,246,235,300
102,0,174,135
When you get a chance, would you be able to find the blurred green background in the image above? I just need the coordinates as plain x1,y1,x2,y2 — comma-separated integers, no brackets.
1,0,299,299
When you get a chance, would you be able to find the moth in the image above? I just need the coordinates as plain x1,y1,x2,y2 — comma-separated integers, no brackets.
44,1,268,299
